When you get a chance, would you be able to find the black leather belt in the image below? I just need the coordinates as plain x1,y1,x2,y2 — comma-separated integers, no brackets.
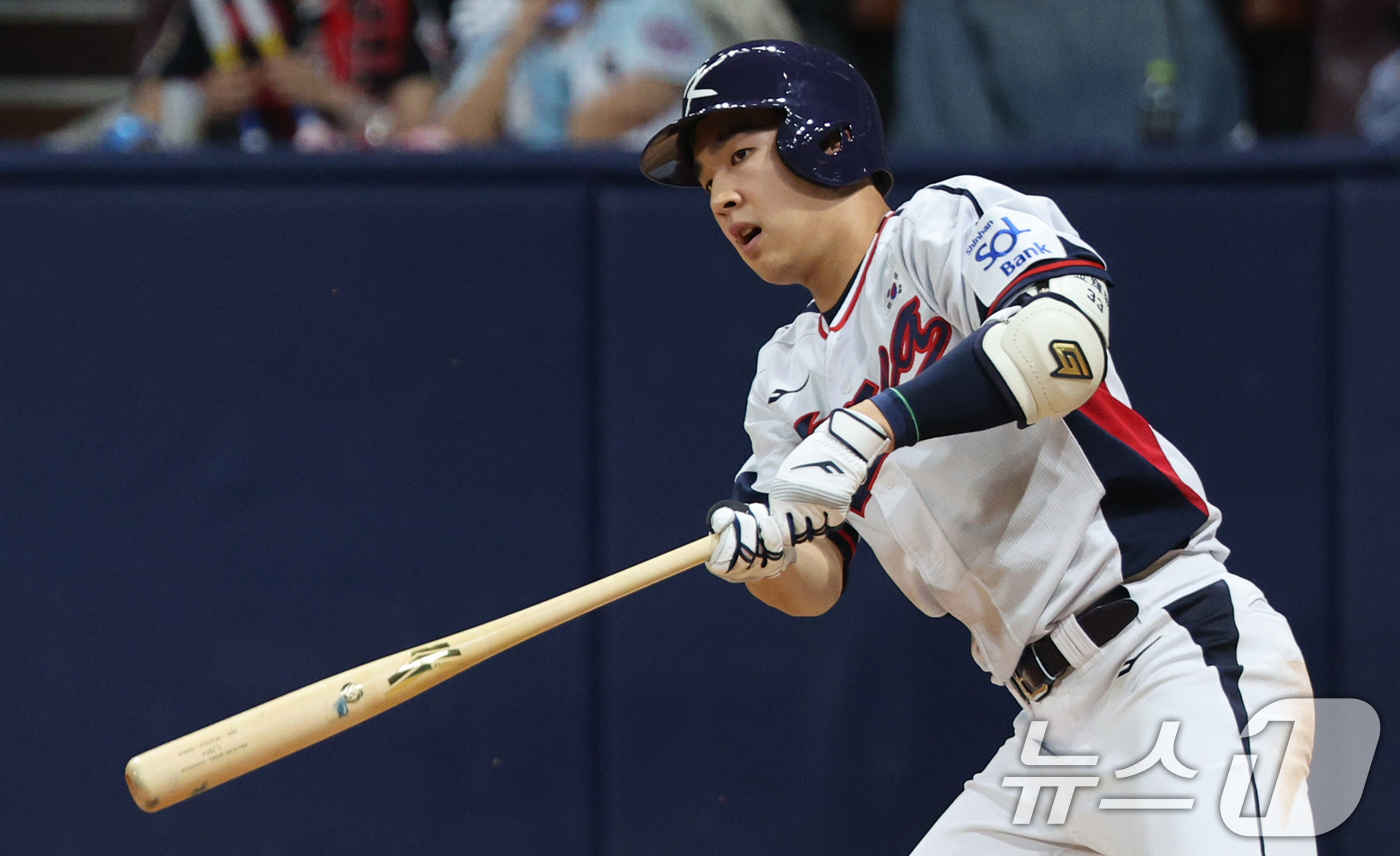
1012,585,1139,703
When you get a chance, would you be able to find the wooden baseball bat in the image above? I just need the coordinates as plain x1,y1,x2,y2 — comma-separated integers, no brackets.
125,535,716,812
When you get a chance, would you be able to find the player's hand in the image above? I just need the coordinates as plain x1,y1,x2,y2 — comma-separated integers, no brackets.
262,54,335,110
202,65,257,120
514,0,561,34
705,500,793,582
769,407,890,543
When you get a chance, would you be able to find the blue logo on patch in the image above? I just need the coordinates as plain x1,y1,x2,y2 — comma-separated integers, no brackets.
974,217,1030,271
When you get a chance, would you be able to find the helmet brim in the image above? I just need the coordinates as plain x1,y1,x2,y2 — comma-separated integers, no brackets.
642,113,895,196
640,115,703,188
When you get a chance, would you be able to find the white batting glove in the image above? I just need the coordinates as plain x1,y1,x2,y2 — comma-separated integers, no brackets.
706,500,794,582
769,408,891,543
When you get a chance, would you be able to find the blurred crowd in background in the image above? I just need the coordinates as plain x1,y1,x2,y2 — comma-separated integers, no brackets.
2,0,1400,154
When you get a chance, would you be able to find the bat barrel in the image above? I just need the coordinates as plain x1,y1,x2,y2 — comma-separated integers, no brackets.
123,647,406,812
126,535,715,812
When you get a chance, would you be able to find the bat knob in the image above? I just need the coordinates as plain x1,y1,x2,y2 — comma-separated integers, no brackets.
125,755,162,812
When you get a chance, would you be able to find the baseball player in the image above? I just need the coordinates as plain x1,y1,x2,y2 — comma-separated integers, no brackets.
640,41,1316,855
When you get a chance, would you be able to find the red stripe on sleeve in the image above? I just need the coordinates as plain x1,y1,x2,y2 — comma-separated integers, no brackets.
988,258,1108,313
1076,386,1209,516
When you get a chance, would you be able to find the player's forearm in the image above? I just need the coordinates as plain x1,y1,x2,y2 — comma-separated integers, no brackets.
745,537,844,616
567,78,680,144
442,21,538,145
314,79,379,129
388,76,439,131
130,78,165,125
867,326,1019,446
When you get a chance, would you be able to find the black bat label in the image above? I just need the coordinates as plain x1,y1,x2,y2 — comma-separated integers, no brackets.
387,642,462,687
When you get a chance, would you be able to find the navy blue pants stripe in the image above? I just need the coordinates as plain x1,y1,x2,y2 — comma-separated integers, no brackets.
1166,579,1266,854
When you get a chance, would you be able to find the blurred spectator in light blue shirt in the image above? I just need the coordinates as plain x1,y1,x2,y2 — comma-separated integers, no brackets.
892,0,1248,151
438,0,715,149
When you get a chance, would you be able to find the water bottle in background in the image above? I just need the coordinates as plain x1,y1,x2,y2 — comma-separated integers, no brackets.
157,79,205,151
1138,59,1179,147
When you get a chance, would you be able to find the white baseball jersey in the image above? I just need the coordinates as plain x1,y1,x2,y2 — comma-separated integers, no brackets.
735,176,1229,685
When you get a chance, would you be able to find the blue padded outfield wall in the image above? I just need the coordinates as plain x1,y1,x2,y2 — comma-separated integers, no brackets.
0,146,1392,854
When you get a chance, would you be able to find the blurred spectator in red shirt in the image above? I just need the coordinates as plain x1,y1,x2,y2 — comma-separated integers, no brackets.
128,0,450,150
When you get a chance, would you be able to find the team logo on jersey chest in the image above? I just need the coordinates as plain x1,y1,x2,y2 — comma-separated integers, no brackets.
877,298,951,391
1049,340,1094,379
789,300,950,517
793,298,951,440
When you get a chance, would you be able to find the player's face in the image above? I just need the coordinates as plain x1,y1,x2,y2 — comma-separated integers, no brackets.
692,110,847,286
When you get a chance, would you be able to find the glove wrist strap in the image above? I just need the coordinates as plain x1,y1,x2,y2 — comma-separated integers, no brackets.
828,408,892,462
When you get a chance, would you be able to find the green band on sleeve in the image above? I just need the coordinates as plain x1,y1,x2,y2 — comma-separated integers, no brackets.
890,388,920,440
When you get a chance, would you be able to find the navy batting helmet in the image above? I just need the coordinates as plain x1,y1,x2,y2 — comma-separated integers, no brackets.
640,40,893,195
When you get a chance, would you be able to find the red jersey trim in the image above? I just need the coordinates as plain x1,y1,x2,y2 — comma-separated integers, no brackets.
1077,386,1209,516
988,257,1108,315
825,211,897,334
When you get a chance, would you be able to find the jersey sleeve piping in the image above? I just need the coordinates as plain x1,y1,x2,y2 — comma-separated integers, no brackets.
925,183,986,217
986,257,1110,317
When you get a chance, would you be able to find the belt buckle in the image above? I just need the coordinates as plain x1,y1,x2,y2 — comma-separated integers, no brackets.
1013,671,1051,703
1012,646,1056,703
